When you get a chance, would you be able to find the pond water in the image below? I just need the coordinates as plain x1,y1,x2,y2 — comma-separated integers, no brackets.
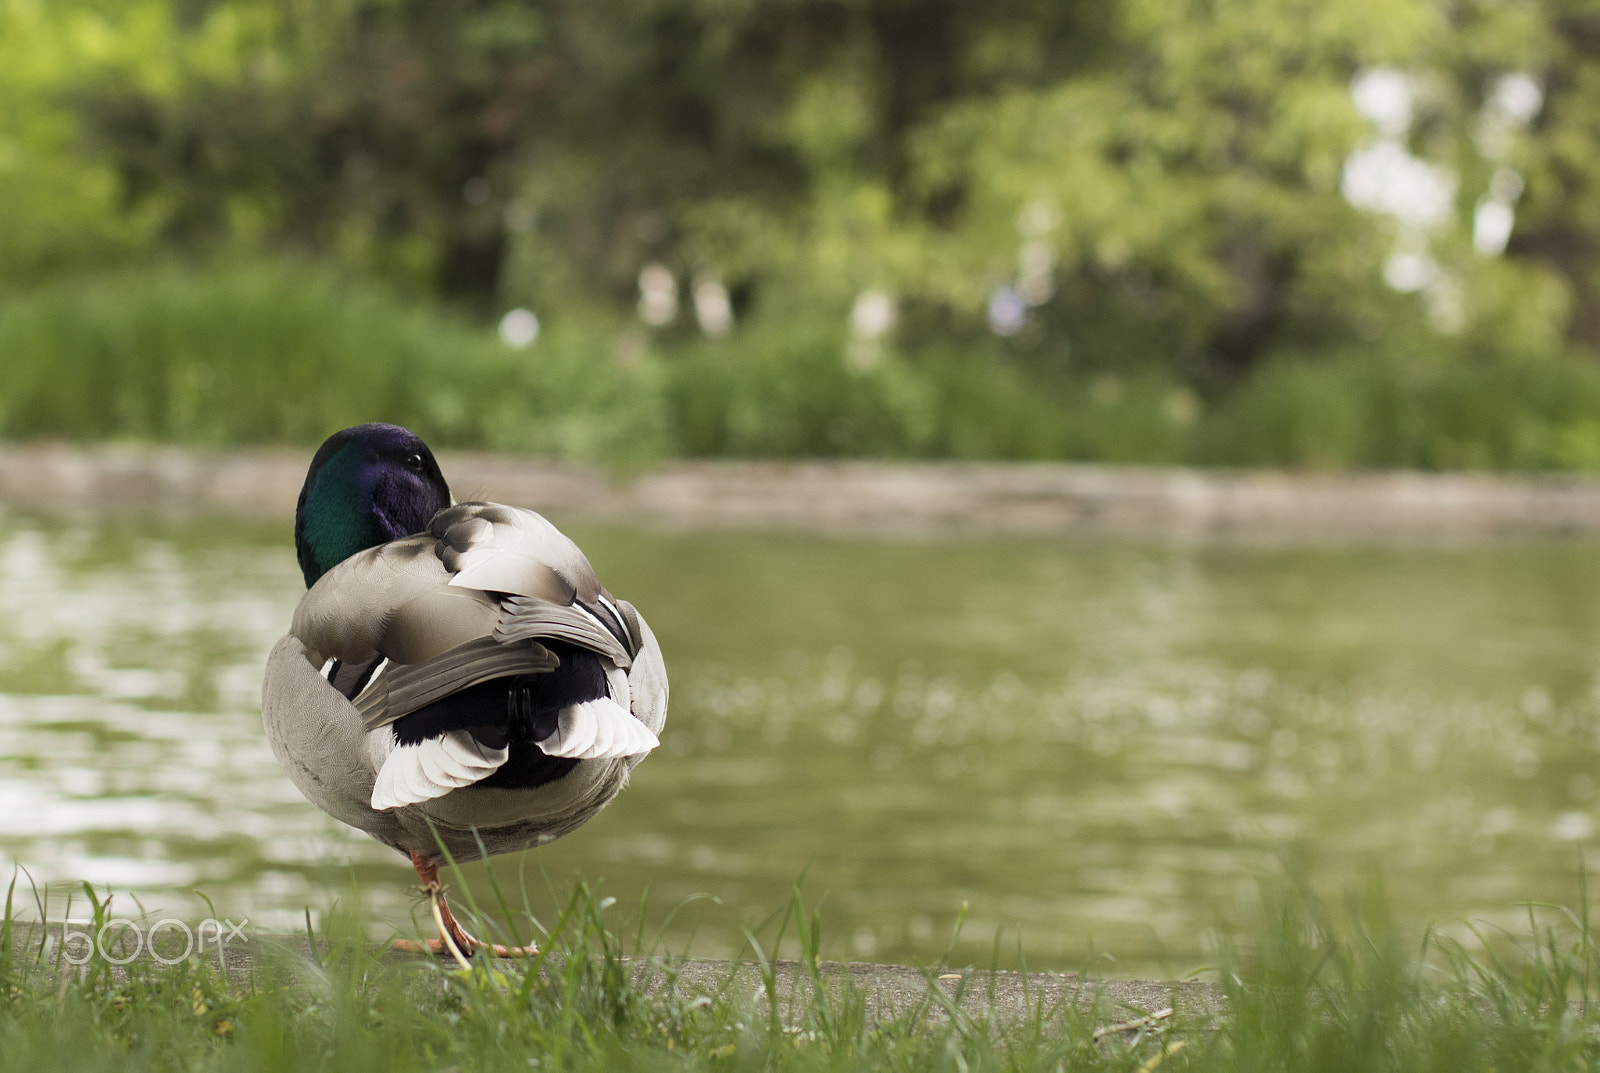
0,507,1598,975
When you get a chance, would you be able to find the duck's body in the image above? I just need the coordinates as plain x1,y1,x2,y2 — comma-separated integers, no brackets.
261,424,666,954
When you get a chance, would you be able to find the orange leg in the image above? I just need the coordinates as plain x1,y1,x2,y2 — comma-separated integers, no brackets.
391,851,539,960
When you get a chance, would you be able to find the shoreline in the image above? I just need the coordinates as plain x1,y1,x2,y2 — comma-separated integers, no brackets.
9,919,1218,1022
4,441,1600,540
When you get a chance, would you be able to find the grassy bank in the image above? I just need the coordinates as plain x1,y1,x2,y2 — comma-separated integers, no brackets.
8,873,1600,1070
7,260,1600,471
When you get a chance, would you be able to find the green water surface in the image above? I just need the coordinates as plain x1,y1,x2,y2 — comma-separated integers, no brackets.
0,508,1596,975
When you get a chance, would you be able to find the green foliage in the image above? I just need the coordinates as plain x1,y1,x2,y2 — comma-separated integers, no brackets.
664,325,941,459
28,0,1531,374
908,0,1412,375
0,1,161,282
10,259,1600,470
1204,348,1600,469
0,259,1208,464
0,259,507,446
1202,884,1600,1073
9,0,1600,466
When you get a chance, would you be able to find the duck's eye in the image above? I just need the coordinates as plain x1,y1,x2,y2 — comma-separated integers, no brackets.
403,452,425,472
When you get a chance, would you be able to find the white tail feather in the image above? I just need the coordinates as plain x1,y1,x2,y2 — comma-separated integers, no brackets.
371,731,508,811
540,698,660,760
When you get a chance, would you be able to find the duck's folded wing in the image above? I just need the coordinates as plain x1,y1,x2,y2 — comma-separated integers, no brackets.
493,596,633,668
356,637,558,733
618,599,668,744
292,536,501,665
429,501,636,665
434,502,604,603
262,635,387,832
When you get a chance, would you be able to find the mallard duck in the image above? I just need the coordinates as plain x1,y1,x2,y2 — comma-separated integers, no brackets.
261,423,667,958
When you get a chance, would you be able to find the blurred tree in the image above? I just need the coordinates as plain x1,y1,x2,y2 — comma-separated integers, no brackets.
37,0,1600,385
64,0,1117,305
1488,0,1600,352
70,0,536,297
0,0,174,282
901,0,1450,385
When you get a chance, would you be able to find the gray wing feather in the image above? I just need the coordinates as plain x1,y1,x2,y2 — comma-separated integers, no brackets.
435,502,603,603
617,599,667,761
494,596,633,668
613,599,646,659
357,637,559,732
292,537,500,665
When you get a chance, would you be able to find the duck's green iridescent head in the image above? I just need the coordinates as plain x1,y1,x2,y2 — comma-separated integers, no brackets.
294,423,451,588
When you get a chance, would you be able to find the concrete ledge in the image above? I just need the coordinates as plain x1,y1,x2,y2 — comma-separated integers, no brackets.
638,956,1220,1025
3,442,1600,539
8,919,1218,1024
